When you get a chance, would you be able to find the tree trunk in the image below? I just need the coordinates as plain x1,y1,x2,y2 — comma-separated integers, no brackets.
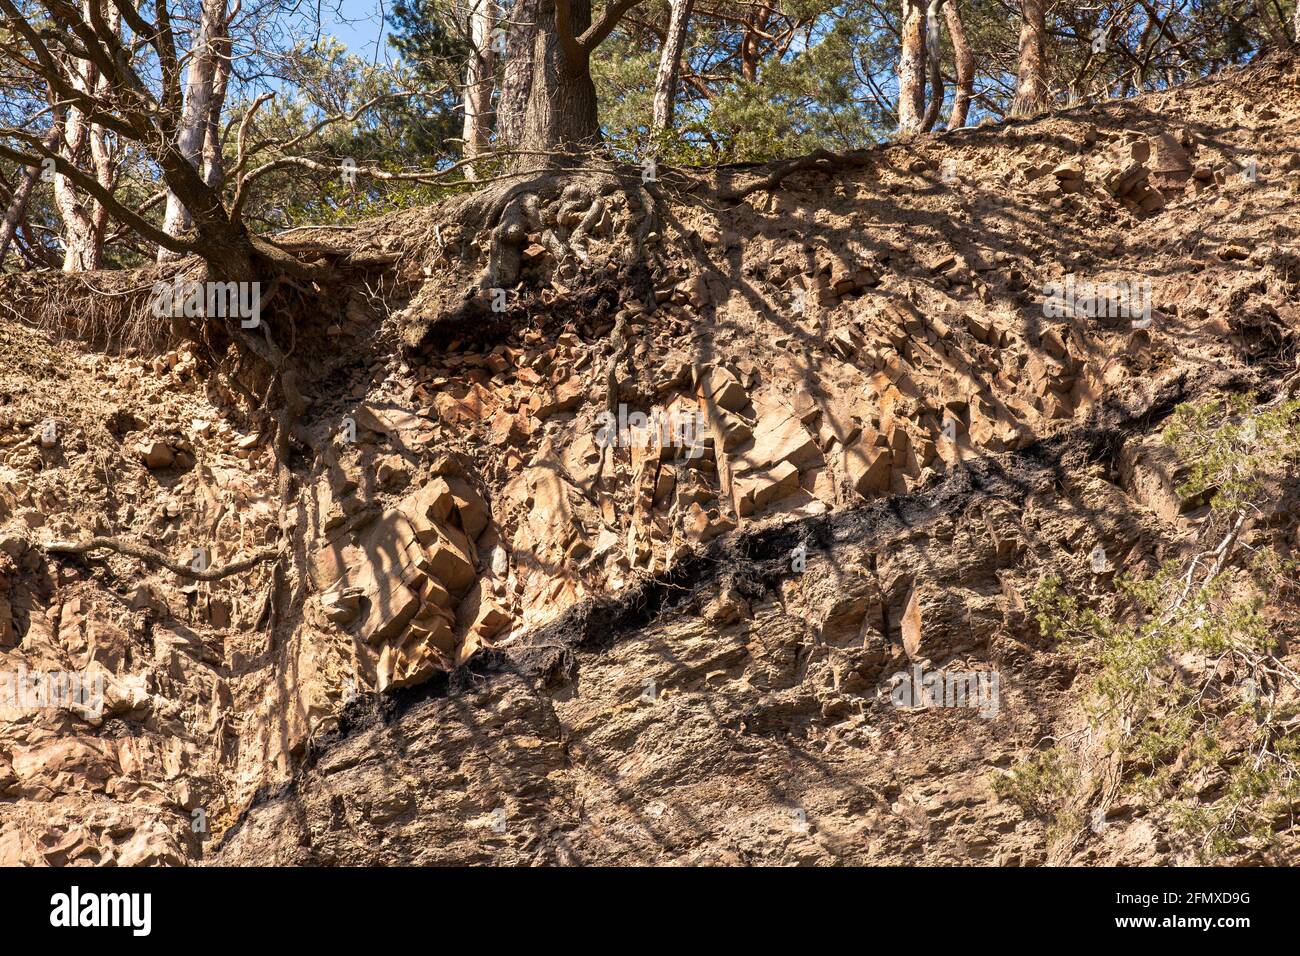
1011,0,1049,117
1295,0,1299,45
920,0,945,132
740,8,769,83
516,0,600,161
202,13,232,189
52,34,117,273
498,0,538,148
53,120,100,272
157,130,257,280
945,0,974,129
652,0,694,133
159,0,227,260
462,0,497,176
85,115,113,255
0,127,58,265
897,0,927,134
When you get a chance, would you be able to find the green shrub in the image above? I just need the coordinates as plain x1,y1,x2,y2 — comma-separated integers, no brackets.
1007,393,1300,859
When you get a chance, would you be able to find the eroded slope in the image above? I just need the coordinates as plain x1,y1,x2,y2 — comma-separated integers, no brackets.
2,54,1299,865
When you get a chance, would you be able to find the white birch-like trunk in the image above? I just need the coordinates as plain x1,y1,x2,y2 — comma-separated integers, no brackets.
461,0,497,177
159,0,228,260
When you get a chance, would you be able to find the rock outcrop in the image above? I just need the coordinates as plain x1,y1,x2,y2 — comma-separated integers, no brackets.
2,54,1300,866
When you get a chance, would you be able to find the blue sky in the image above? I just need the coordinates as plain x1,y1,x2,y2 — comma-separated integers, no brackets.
322,0,393,63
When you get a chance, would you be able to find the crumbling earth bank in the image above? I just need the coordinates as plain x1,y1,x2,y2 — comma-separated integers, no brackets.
3,55,1300,865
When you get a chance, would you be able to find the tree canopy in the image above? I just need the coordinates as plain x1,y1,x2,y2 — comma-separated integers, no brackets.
0,0,1293,272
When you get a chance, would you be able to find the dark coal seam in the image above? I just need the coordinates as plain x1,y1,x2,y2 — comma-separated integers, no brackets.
215,356,1262,850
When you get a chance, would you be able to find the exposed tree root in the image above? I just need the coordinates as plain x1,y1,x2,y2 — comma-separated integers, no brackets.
43,536,282,580
390,168,667,353
718,148,873,203
597,309,630,488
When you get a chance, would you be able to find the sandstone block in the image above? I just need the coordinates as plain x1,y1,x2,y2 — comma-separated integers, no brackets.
685,502,736,541
535,376,584,418
709,378,747,414
404,478,455,530
733,461,800,517
711,408,755,451
1052,161,1083,181
137,441,174,469
321,586,364,624
732,412,824,474
901,587,924,659
447,478,491,539
357,581,421,645
473,601,511,639
424,527,476,595
845,439,892,498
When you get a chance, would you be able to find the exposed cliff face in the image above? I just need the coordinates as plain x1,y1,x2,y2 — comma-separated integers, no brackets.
3,55,1299,866
210,441,1135,866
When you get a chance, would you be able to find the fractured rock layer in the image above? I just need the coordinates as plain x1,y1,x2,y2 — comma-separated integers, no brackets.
2,55,1300,865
